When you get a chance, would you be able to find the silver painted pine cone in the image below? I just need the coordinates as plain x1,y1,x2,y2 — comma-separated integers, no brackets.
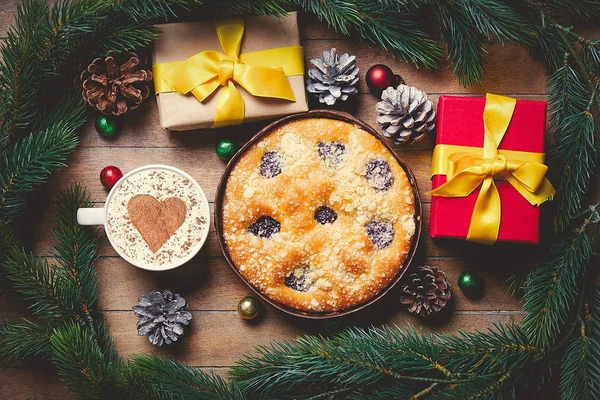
133,290,192,347
306,48,359,106
376,84,435,145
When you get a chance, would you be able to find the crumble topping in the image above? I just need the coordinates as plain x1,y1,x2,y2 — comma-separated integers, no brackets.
222,118,416,312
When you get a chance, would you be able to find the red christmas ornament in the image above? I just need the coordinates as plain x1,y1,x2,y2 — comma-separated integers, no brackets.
100,166,123,189
366,64,403,97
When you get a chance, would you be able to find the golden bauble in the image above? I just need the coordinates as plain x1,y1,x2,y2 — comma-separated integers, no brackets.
238,295,260,320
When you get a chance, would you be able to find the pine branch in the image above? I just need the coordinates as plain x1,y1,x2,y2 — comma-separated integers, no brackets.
0,185,102,329
294,0,443,69
0,318,53,364
348,385,416,400
521,210,595,350
129,354,244,400
198,0,291,16
111,0,200,21
539,0,600,21
0,93,86,221
51,321,124,400
439,324,538,375
89,23,160,55
547,59,590,126
2,247,80,321
581,40,600,82
432,0,486,86
232,326,528,399
430,373,511,400
232,327,436,398
553,110,597,231
506,266,530,299
0,218,17,261
591,288,600,335
51,185,99,331
530,22,569,73
559,322,600,399
38,0,114,73
456,0,534,45
0,0,51,138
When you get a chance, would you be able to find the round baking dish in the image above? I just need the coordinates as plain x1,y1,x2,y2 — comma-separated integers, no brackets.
215,110,422,319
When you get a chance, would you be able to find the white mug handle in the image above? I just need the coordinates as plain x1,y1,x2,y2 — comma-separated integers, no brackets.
77,207,106,226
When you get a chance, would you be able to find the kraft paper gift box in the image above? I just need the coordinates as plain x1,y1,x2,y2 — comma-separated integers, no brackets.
153,12,308,131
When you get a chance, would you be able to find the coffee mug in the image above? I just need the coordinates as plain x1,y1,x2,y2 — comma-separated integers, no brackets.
77,164,210,271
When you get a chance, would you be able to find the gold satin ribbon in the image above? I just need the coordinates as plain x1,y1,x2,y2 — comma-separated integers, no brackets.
428,93,555,245
153,18,305,128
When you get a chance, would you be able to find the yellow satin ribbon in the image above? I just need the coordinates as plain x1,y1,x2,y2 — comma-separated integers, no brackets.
428,93,555,245
153,18,305,128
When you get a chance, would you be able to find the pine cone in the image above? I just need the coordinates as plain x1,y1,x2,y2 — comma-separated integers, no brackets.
400,266,451,316
133,290,192,347
80,50,153,116
376,85,435,145
306,48,359,106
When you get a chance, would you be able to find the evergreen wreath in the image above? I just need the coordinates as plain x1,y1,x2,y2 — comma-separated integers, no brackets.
0,0,599,398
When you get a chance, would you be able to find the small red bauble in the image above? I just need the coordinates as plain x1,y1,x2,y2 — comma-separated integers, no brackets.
100,166,123,189
365,64,403,98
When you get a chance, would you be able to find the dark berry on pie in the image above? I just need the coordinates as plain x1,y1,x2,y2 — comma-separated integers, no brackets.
318,141,346,167
365,159,394,191
248,216,281,238
366,221,395,249
285,266,312,292
314,206,337,224
260,151,284,178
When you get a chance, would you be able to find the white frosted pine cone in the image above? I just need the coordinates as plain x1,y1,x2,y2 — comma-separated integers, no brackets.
376,84,436,145
306,48,359,106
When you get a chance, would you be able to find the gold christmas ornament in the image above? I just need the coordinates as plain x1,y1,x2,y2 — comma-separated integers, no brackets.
238,295,260,320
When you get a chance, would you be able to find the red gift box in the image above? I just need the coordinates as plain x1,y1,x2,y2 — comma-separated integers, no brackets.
430,95,548,244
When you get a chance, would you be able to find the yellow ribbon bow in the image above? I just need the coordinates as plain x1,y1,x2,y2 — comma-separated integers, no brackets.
153,18,304,128
428,93,555,245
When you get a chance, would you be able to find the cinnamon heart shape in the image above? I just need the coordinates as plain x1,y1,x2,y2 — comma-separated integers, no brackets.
127,194,187,253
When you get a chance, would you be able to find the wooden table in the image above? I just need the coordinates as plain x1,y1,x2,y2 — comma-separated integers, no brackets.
0,3,588,398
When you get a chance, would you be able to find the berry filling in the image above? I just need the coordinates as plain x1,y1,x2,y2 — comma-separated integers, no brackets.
366,221,395,249
365,159,394,191
248,216,281,238
318,141,346,167
285,265,312,292
260,151,284,178
314,206,338,224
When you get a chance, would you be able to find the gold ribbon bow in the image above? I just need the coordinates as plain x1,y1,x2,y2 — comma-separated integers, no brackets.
153,18,304,128
428,93,555,245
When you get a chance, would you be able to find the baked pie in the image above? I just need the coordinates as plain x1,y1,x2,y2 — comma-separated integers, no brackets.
221,117,416,312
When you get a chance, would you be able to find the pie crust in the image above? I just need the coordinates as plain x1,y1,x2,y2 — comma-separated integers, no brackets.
222,118,416,312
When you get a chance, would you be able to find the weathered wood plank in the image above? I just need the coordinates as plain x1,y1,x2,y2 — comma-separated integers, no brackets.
30,199,550,266
92,256,521,312
12,235,523,316
0,365,229,399
105,310,523,366
307,40,549,95
0,367,71,400
0,2,588,397
75,94,551,151
0,1,19,39
0,310,521,397
43,146,433,203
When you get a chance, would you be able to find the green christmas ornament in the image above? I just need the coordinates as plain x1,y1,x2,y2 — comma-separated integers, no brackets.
457,271,483,297
238,295,260,320
95,115,118,137
216,138,238,161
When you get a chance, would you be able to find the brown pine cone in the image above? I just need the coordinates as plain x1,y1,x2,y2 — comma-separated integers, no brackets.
80,50,153,116
400,265,451,316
